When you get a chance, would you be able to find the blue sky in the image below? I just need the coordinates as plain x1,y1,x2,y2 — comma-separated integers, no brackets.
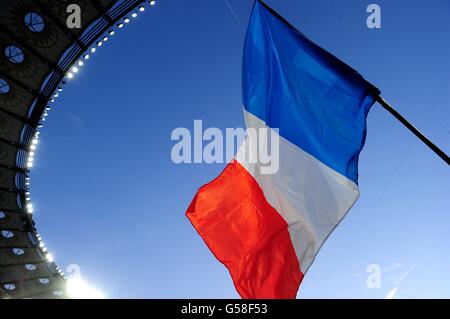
30,0,449,298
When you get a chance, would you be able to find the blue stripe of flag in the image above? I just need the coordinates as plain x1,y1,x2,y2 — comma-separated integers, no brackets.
243,1,379,183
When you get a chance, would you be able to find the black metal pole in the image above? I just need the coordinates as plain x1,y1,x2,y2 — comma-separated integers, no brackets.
376,95,450,166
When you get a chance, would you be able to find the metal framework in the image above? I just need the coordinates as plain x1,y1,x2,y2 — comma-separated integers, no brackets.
0,0,148,298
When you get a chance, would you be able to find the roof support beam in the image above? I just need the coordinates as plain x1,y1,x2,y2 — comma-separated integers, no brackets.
87,0,114,23
0,186,26,194
0,136,27,150
0,163,27,174
0,273,62,286
0,108,36,127
0,259,47,268
0,245,36,249
0,72,41,98
0,227,34,233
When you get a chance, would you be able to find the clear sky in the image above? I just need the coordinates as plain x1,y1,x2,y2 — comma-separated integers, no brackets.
30,0,449,298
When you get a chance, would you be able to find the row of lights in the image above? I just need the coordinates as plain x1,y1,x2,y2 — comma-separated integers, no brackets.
66,1,154,81
21,1,156,296
35,233,54,263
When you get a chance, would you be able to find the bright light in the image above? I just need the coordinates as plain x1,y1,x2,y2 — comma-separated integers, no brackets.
39,241,44,248
67,72,74,79
72,66,79,73
29,152,35,156
109,30,115,35
66,277,105,299
150,1,156,6
45,253,54,263
124,18,130,23
91,47,96,53
78,61,84,66
32,138,38,145
139,6,145,12
118,23,124,28
103,36,108,42
132,12,137,18
30,144,37,150
97,41,103,47
26,162,33,168
84,54,90,60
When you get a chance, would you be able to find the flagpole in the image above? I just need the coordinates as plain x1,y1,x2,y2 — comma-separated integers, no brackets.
376,95,450,165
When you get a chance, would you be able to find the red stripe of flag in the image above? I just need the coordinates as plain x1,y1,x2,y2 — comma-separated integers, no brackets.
186,161,303,299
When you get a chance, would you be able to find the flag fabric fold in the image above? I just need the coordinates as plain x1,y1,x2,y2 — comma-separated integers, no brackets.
186,0,380,299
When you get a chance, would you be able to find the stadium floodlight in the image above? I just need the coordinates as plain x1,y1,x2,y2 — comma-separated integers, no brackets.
45,253,54,263
66,277,105,299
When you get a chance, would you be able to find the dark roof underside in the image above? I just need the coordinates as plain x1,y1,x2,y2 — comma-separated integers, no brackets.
0,0,144,298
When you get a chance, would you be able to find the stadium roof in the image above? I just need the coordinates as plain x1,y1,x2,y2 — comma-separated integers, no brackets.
0,0,148,298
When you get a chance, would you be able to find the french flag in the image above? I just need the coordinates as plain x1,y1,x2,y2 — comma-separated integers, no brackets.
187,0,380,299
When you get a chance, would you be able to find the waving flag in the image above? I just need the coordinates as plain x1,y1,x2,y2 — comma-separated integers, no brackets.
186,0,380,298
